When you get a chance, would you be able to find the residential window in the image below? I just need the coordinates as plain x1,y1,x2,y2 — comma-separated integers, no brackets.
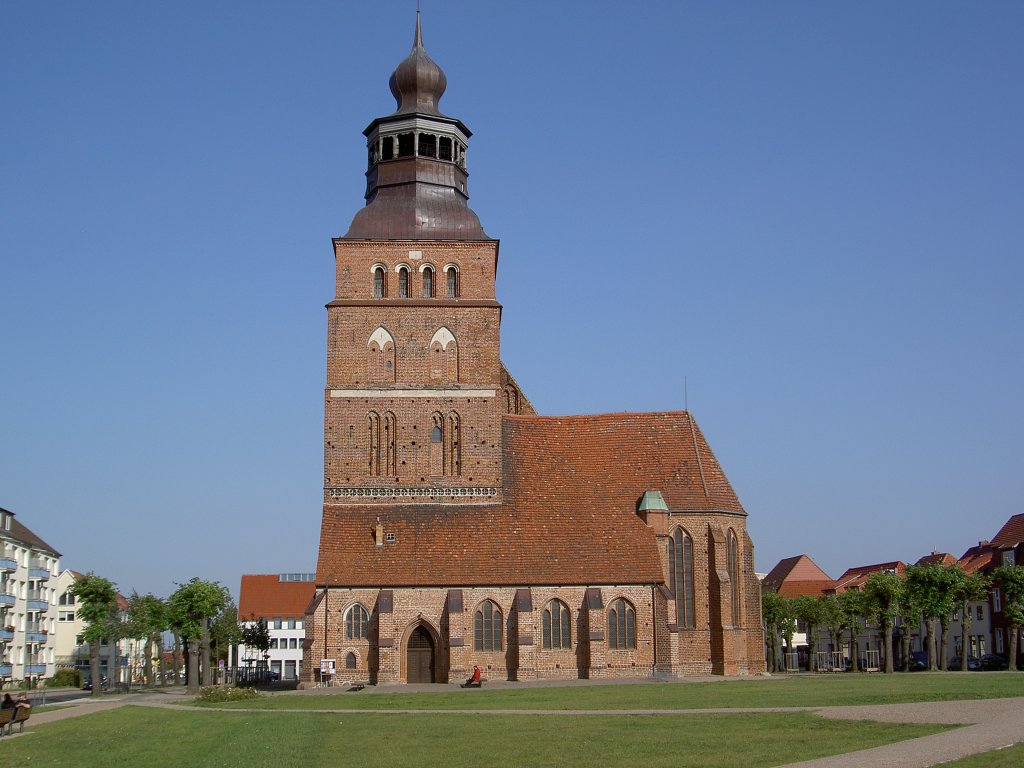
273,617,282,630
994,589,1002,613
288,618,296,630
977,635,986,655
270,639,278,649
345,604,369,640
976,605,984,621
607,598,636,650
542,599,571,649
289,638,298,650
1002,550,1016,567
58,611,75,622
474,600,503,651
995,628,1004,654
59,591,75,606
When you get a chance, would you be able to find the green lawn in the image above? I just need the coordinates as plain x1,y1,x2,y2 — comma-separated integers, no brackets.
196,672,1024,711
939,743,1024,767
1,705,950,768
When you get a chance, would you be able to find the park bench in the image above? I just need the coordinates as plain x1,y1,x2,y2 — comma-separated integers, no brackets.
0,706,30,736
460,677,487,688
346,680,369,691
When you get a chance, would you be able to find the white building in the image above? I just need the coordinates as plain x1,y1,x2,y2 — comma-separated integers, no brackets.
234,573,315,681
0,506,61,684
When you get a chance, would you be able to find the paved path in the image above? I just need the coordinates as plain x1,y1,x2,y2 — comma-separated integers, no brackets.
13,687,1024,766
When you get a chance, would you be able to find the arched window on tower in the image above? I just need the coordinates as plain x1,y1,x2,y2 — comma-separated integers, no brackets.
381,136,395,161
669,528,695,629
373,266,386,298
728,529,741,626
367,327,395,383
421,265,434,298
397,266,409,298
383,411,397,476
344,604,369,640
367,412,381,476
446,411,461,477
438,136,453,161
429,327,458,383
430,413,444,477
474,600,503,651
397,132,414,157
417,132,437,158
445,265,459,298
542,599,571,649
607,598,636,650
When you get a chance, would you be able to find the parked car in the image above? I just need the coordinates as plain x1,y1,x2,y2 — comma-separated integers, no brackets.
907,651,928,671
980,653,1009,671
948,655,982,671
82,675,110,691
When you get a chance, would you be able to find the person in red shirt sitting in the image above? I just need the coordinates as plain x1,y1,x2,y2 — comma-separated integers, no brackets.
461,665,482,687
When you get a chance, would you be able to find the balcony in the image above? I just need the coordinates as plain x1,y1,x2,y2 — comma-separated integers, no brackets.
29,565,51,581
0,593,14,607
0,628,12,642
24,663,47,675
27,591,48,611
0,664,11,677
0,559,16,573
25,624,48,643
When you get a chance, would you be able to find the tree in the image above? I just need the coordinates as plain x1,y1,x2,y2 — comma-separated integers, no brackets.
819,593,847,670
210,600,243,666
761,590,787,672
837,589,864,671
241,618,271,662
952,572,990,671
905,565,956,670
992,565,1024,671
126,592,169,687
69,573,117,698
168,578,229,693
863,571,903,673
793,595,824,672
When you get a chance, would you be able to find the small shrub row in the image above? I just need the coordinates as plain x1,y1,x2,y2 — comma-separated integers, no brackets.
48,669,83,688
198,685,260,703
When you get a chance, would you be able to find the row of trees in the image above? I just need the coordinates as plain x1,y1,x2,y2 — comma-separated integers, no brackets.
69,574,264,697
762,563,1024,674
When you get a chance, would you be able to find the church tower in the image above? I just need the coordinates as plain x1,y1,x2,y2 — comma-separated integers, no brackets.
324,15,526,509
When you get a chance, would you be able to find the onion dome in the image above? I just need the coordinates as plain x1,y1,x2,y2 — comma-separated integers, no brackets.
388,12,447,116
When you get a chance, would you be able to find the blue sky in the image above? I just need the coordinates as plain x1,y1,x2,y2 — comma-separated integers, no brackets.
2,1,1021,601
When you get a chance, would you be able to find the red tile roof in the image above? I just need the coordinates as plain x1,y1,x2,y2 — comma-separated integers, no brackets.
833,561,906,592
959,541,999,575
762,555,834,597
238,575,316,620
992,514,1024,547
316,411,740,587
915,552,956,567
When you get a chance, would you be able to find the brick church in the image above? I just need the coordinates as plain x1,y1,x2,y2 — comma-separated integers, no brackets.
300,16,764,685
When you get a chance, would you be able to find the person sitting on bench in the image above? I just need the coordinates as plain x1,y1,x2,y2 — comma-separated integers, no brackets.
461,665,482,688
15,694,30,713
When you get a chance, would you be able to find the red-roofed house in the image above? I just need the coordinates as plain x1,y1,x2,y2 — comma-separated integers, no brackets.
300,18,765,686
762,555,834,598
235,573,316,681
988,514,1024,664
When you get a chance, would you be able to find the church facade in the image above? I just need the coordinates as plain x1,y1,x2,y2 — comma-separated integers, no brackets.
301,17,764,686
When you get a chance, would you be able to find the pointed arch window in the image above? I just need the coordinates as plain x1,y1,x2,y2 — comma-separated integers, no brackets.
422,265,434,298
397,265,409,298
608,598,636,650
447,411,461,477
373,266,386,298
368,412,381,476
344,604,369,640
542,599,571,649
728,529,741,626
474,600,503,651
669,528,695,628
383,411,397,476
445,266,459,298
430,413,444,477
430,327,458,383
345,652,357,669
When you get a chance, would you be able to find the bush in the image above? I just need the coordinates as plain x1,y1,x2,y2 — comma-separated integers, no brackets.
48,668,83,688
198,685,260,703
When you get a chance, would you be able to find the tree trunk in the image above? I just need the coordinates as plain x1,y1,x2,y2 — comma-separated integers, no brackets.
143,637,153,687
201,616,214,686
848,626,858,672
901,627,911,672
156,634,166,687
90,639,102,698
926,619,937,670
939,618,950,670
187,637,201,694
807,629,816,672
1009,626,1019,672
172,632,182,686
961,604,972,672
884,624,893,673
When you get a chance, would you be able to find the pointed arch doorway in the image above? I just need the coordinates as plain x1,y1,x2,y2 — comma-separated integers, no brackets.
406,625,436,683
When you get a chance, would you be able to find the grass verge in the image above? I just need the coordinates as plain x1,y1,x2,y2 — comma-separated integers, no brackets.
1,705,950,768
196,673,1024,711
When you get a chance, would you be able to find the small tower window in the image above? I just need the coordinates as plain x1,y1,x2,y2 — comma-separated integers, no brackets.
398,266,409,298
397,132,414,157
422,266,434,298
438,137,453,161
373,266,386,298
381,136,394,161
418,133,437,158
446,266,458,298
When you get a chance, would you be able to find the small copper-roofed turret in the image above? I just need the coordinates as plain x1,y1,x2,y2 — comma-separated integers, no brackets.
389,12,448,117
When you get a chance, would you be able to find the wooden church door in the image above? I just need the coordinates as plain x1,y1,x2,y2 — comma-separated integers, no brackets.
407,626,435,683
